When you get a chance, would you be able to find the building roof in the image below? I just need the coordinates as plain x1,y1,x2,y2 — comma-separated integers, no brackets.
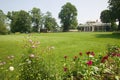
79,22,111,27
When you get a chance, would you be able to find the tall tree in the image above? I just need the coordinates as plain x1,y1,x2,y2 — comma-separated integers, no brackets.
100,10,118,31
59,2,78,31
30,7,42,32
0,10,8,34
7,10,31,33
108,0,120,30
100,10,112,23
44,11,57,32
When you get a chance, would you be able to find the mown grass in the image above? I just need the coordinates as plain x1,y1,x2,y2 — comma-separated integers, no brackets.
0,32,120,60
0,32,120,79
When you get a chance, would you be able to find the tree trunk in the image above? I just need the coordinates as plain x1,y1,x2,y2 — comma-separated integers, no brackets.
118,19,120,31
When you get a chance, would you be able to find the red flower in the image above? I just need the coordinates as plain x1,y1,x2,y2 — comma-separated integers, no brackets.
73,56,78,61
64,56,67,59
86,51,95,56
63,67,68,72
74,56,77,59
91,52,95,56
101,55,109,63
79,52,82,56
86,51,91,55
86,60,93,66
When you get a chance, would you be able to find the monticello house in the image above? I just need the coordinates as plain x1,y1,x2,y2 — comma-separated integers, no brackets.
78,21,111,32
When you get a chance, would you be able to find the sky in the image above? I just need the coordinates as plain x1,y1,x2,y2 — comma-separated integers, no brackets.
0,0,109,25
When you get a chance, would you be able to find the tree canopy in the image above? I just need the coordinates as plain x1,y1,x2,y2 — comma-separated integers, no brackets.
108,0,120,30
100,9,118,31
0,10,8,34
100,10,112,23
7,10,31,33
44,12,57,32
59,2,78,32
30,7,42,32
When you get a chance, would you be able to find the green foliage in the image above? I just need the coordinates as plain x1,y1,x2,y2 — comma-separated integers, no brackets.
0,22,8,35
7,10,31,33
44,12,58,32
111,22,118,31
107,44,120,55
100,10,112,23
108,0,120,30
59,2,78,31
18,38,48,80
30,7,42,32
0,10,8,34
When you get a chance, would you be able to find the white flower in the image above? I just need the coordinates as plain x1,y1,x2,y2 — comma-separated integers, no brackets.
29,54,35,58
32,45,36,48
9,66,14,71
89,55,94,57
11,55,14,58
51,46,55,49
29,39,32,43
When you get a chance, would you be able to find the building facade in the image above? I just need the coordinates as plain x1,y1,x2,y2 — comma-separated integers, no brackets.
78,21,111,32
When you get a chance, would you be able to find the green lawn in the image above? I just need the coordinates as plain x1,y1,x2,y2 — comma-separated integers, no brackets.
0,32,120,79
0,32,120,60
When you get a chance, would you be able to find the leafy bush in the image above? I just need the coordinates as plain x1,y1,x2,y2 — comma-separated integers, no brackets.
0,22,8,35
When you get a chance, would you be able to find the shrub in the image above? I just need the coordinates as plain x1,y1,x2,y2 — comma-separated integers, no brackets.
0,22,8,35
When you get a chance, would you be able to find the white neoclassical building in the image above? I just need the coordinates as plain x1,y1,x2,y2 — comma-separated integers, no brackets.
78,21,111,32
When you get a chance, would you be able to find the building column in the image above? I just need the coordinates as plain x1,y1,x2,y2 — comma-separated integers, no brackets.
92,26,94,32
84,27,85,31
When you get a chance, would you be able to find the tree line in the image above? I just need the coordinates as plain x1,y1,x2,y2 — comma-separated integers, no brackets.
1,7,59,34
0,1,120,34
0,2,78,34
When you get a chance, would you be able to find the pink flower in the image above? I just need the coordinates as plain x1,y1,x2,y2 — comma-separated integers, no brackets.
111,53,117,57
86,60,93,66
117,54,120,57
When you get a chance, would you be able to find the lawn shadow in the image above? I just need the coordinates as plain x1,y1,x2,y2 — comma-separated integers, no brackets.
95,33,120,39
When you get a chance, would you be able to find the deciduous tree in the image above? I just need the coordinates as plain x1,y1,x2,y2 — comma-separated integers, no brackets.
108,0,120,30
59,2,78,31
0,10,8,34
30,7,42,32
44,12,57,32
7,10,31,33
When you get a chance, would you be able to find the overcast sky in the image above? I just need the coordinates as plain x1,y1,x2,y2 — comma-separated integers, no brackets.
0,0,109,25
